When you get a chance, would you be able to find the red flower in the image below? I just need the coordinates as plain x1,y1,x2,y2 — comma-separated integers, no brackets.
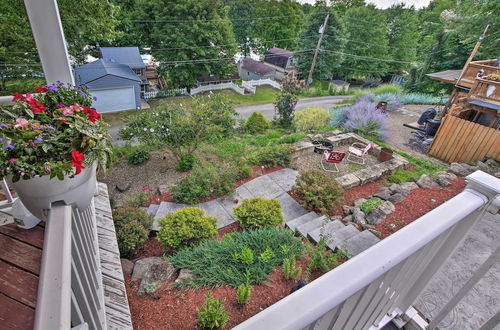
35,86,47,93
83,106,101,123
71,151,85,175
12,93,25,102
31,102,46,114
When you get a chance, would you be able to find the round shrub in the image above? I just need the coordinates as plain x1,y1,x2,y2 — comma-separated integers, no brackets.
234,198,284,229
293,107,331,132
293,169,344,214
157,207,217,250
127,146,150,165
244,112,270,134
176,154,196,172
113,207,153,257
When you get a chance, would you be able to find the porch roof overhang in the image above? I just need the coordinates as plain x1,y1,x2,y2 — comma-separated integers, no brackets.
426,70,462,85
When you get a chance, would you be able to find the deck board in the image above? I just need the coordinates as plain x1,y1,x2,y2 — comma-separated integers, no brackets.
0,293,35,330
0,224,44,248
0,232,41,275
0,260,38,308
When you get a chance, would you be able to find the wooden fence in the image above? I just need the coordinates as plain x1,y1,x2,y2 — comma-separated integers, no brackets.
428,115,500,163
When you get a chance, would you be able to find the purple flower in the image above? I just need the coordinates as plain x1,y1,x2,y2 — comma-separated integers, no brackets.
0,124,8,128
57,103,66,108
45,125,55,130
5,145,15,149
85,84,90,89
93,96,97,101
0,138,3,142
342,98,389,141
35,138,43,142
46,84,59,92
79,90,87,97
51,134,57,137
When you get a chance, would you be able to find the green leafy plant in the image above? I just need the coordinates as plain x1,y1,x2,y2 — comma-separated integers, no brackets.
294,169,344,214
234,197,284,229
125,192,150,208
274,72,304,128
156,207,217,250
140,283,156,294
306,236,345,278
359,197,384,214
293,107,331,132
259,248,275,263
112,207,153,257
170,228,303,288
176,153,196,172
282,255,302,280
247,144,292,168
236,271,252,305
127,146,150,165
244,111,271,134
232,247,254,265
197,291,229,329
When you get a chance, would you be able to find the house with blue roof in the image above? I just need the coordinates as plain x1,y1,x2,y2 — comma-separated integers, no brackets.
75,59,142,113
99,47,147,92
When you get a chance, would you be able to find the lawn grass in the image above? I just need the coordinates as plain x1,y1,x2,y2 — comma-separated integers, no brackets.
215,86,280,106
1,77,46,95
169,227,304,288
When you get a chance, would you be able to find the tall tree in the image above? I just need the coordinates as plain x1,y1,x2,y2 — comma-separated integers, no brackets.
342,5,389,78
330,0,365,15
295,1,347,80
135,0,238,88
252,0,304,53
385,4,418,73
229,1,255,55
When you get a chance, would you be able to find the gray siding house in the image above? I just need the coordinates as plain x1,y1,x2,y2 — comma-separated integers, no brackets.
75,59,142,113
99,47,147,94
238,58,276,81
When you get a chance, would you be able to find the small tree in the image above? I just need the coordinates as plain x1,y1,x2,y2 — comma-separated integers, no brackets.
274,72,304,128
119,94,236,160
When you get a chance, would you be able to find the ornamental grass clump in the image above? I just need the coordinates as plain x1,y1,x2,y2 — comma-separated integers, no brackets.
0,83,112,181
342,97,389,141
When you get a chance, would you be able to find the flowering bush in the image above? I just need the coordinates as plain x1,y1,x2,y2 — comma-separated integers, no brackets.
342,98,389,141
0,82,112,182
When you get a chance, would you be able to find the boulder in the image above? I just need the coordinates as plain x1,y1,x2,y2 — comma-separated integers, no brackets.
158,184,169,195
416,174,440,188
476,161,491,173
400,181,419,192
331,215,343,221
116,183,131,193
368,228,382,238
352,207,366,225
388,193,405,204
175,269,194,284
450,163,474,176
366,201,395,225
342,215,353,223
379,201,395,214
390,182,418,196
342,205,354,215
374,187,392,201
485,159,499,169
132,257,175,281
354,198,367,208
121,258,134,277
138,258,177,294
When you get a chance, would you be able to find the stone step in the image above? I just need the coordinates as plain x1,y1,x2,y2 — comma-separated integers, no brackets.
344,230,381,257
146,204,160,216
307,220,345,244
285,212,319,232
296,216,329,238
326,225,360,251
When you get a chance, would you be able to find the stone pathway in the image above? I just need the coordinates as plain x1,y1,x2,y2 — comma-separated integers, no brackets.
415,211,500,329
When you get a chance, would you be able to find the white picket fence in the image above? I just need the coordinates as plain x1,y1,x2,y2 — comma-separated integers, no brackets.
143,88,187,99
244,78,282,91
190,82,245,95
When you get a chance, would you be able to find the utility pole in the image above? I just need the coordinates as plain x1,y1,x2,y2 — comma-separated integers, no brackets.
307,13,329,85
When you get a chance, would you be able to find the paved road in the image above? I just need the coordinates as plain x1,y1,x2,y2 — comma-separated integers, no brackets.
235,95,349,120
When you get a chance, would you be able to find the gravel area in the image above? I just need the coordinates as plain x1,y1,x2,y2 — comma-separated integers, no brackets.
98,150,183,207
291,145,379,177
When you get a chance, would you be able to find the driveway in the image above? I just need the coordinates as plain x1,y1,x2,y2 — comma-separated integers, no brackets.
235,95,350,120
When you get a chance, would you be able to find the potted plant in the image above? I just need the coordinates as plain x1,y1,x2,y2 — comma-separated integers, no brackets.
0,82,112,220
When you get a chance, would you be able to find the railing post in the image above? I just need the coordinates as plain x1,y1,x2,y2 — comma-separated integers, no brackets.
34,204,73,330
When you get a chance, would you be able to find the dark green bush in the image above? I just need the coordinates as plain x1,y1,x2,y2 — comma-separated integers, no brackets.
127,146,150,165
244,112,271,134
248,144,292,168
294,169,344,214
234,197,284,229
171,161,238,204
112,207,153,257
157,207,217,250
176,154,196,172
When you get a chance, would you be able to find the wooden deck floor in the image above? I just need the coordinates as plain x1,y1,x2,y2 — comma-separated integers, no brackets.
0,222,44,330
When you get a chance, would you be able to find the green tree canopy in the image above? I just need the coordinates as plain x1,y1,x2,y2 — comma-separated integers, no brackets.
229,1,255,56
385,4,418,73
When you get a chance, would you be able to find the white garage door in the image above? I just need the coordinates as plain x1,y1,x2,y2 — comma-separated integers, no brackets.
91,87,137,113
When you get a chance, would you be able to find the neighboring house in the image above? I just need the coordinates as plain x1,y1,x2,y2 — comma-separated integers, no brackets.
330,79,350,92
238,58,276,81
146,64,166,90
263,47,296,81
75,59,142,113
99,47,147,95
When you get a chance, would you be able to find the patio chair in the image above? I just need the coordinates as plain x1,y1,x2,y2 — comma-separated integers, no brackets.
346,142,373,165
321,150,346,173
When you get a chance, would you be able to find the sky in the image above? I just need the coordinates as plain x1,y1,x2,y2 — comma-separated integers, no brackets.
296,0,432,9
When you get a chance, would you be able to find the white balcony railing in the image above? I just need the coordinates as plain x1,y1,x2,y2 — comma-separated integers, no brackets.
34,199,106,330
235,171,500,330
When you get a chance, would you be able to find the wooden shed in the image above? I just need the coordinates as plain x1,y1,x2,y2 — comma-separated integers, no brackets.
427,59,500,162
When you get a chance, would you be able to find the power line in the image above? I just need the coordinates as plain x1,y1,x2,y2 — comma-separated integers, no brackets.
130,13,323,24
319,49,414,64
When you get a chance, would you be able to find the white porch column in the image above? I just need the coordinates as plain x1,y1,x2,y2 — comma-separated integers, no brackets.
23,0,74,85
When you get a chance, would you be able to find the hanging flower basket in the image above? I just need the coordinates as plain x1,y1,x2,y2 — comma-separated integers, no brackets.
0,82,112,221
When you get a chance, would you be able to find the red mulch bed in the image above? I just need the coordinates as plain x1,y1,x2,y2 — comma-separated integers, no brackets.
375,178,466,238
148,166,285,205
126,251,339,330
